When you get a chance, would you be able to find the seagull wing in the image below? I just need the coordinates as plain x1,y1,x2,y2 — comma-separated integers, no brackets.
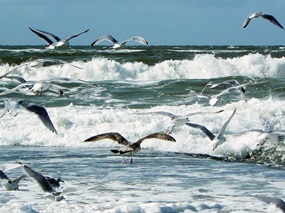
29,28,54,45
84,132,130,146
48,83,64,95
0,170,9,180
252,195,285,212
0,64,26,79
121,36,149,46
217,109,236,139
18,100,57,134
11,174,26,185
0,83,33,96
184,110,224,117
64,29,89,42
259,13,284,29
91,35,119,46
34,28,61,42
242,17,252,28
242,12,261,28
136,132,176,145
2,76,27,84
186,122,215,141
21,164,54,193
148,111,177,119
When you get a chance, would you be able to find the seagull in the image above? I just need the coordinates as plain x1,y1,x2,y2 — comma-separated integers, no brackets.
1,99,57,134
208,83,248,106
0,170,26,191
208,80,246,94
250,195,285,213
256,130,285,146
29,27,89,49
0,77,66,96
91,35,149,50
243,12,284,29
27,58,82,69
199,80,248,106
0,64,26,79
20,164,64,201
186,109,236,151
84,132,175,164
137,110,224,134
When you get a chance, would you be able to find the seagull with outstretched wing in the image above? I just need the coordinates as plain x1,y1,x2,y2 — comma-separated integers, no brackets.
91,35,148,49
84,132,175,164
1,100,57,134
243,12,284,29
29,27,89,49
186,109,236,151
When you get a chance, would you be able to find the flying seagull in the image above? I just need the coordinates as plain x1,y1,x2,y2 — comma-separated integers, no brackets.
29,27,89,49
199,80,248,106
186,109,236,151
84,132,175,164
27,58,82,69
20,164,64,201
208,83,248,106
243,12,284,29
0,79,65,96
251,195,285,213
1,100,57,134
136,110,224,134
0,170,26,191
256,130,285,146
207,80,246,94
0,76,95,96
91,35,149,50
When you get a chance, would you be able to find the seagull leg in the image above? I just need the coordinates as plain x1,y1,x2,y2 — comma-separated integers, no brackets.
166,126,174,134
122,157,125,164
130,156,133,164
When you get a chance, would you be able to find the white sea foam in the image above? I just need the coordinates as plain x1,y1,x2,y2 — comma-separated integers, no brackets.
0,98,284,158
1,53,285,82
0,98,284,213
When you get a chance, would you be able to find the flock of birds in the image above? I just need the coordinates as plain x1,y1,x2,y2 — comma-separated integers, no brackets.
29,27,149,50
1,11,285,212
27,11,284,51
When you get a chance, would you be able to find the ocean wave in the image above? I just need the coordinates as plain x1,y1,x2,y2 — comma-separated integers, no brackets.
1,53,285,82
1,98,285,166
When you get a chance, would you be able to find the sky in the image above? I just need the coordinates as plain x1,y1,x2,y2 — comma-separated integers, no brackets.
1,0,285,46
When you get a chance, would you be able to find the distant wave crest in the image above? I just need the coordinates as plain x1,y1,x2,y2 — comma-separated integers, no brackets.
1,53,285,81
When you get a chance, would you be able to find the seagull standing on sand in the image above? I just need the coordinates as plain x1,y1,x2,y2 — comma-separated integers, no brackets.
29,27,89,49
243,12,284,29
0,170,26,191
1,100,57,134
91,35,149,50
186,109,236,151
20,164,64,201
84,132,175,164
